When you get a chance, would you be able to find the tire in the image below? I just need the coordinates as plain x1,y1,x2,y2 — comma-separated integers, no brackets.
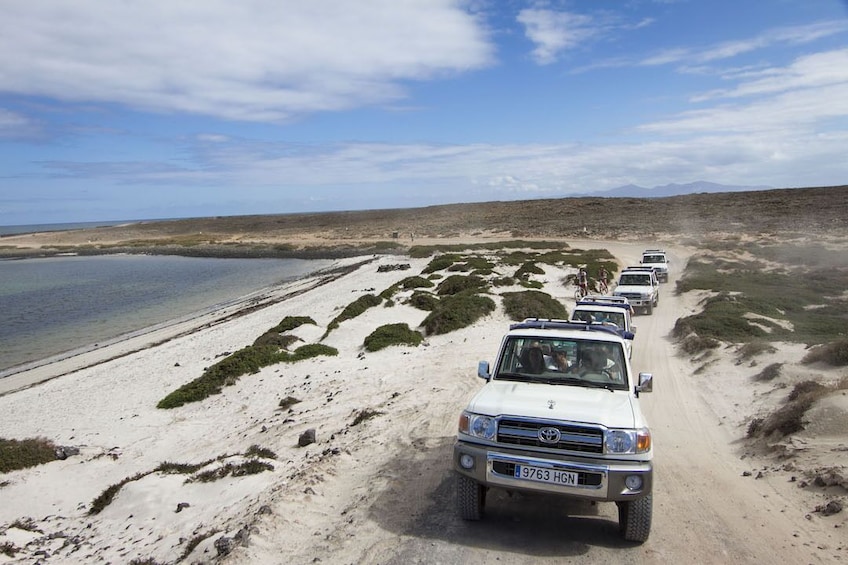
618,493,652,543
645,302,653,315
456,474,486,520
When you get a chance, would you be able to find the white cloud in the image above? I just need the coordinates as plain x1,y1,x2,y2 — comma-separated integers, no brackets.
0,0,494,122
517,9,599,65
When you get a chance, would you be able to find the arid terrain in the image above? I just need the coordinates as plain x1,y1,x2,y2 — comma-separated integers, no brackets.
2,185,846,259
1,185,847,564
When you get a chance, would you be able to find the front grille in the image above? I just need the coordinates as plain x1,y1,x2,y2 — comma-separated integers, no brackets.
618,293,641,301
491,460,602,486
497,419,604,454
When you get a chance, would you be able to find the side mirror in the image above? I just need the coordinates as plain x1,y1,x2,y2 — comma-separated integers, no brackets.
478,360,491,380
636,372,653,393
631,324,637,334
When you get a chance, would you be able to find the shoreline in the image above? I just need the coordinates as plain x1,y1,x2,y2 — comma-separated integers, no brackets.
0,257,372,397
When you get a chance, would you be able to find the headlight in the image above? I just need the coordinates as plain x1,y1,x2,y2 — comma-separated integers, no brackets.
605,428,651,454
458,411,497,440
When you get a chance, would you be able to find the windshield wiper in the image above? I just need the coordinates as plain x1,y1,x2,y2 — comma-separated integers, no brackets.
556,376,617,392
495,372,533,382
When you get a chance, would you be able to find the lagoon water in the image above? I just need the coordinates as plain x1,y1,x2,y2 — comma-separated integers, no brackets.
0,255,334,374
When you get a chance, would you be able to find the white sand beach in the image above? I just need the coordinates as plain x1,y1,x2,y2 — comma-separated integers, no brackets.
1,242,845,564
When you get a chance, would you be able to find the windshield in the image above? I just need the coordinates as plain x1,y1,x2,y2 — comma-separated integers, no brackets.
495,336,628,390
619,274,650,286
573,310,626,328
642,255,665,263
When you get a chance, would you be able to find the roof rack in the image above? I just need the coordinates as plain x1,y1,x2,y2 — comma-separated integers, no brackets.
510,318,634,340
576,296,633,311
642,249,665,253
623,266,655,272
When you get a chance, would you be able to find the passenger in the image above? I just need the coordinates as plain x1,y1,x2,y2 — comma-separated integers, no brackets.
551,347,577,373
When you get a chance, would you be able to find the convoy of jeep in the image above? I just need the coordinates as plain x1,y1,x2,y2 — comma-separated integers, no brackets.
454,319,654,542
452,249,671,543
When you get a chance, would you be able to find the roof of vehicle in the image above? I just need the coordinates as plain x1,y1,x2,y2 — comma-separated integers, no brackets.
642,249,665,254
509,318,634,341
576,296,632,311
623,266,656,273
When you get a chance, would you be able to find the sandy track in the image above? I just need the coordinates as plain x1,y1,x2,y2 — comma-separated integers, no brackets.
232,242,839,564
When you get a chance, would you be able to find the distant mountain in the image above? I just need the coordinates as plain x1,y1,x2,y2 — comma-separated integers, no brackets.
590,181,774,198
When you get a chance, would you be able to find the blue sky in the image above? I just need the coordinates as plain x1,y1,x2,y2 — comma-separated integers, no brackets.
2,0,847,225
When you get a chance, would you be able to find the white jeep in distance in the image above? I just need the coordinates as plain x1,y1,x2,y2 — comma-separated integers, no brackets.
569,296,636,358
453,319,654,543
613,267,660,315
640,249,670,283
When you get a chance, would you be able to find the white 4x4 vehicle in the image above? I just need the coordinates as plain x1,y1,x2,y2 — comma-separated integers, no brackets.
454,319,654,542
569,296,636,358
613,267,660,315
640,249,670,282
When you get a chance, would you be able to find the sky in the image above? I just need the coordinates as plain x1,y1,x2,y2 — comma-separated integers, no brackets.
1,0,848,226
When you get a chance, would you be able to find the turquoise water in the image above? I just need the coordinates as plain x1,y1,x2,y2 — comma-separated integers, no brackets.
0,255,333,374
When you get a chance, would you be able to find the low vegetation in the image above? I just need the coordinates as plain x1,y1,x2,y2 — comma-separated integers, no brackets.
501,290,568,321
90,447,277,514
421,293,496,335
157,343,337,408
324,294,383,336
675,253,848,343
752,363,783,382
0,437,57,474
802,339,848,366
436,274,489,295
363,323,423,352
746,379,848,440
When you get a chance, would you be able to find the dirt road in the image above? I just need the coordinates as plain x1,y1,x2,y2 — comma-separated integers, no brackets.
230,242,835,564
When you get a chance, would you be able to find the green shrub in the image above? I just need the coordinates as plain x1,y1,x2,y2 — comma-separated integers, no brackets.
514,261,545,279
492,276,516,287
270,316,316,333
802,339,848,366
0,437,57,474
245,445,277,459
157,343,337,408
422,254,461,273
278,396,301,410
407,291,440,311
679,334,721,355
752,363,783,382
90,471,149,515
736,340,778,361
326,294,383,333
422,294,496,335
436,274,488,295
189,460,274,482
252,331,300,349
352,409,384,426
363,323,423,352
501,290,567,321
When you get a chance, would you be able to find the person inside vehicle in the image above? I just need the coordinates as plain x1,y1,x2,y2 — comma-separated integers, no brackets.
550,347,577,373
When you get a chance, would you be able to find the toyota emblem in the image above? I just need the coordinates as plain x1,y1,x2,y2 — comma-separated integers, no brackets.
538,427,561,444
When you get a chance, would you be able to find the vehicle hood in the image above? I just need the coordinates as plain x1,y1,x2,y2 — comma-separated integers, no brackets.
467,380,637,428
642,262,667,271
614,284,653,294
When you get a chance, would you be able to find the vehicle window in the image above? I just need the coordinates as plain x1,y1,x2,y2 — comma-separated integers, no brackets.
495,337,627,390
643,255,664,263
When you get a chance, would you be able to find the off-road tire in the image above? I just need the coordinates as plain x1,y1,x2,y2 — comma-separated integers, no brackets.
618,493,652,543
456,474,486,520
645,302,653,315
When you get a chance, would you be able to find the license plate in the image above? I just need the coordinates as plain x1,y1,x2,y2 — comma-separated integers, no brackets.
514,464,578,486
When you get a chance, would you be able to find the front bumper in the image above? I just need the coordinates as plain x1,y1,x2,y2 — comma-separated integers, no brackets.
454,440,652,501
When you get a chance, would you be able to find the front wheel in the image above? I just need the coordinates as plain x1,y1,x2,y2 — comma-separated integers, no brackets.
618,494,652,543
456,474,486,520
